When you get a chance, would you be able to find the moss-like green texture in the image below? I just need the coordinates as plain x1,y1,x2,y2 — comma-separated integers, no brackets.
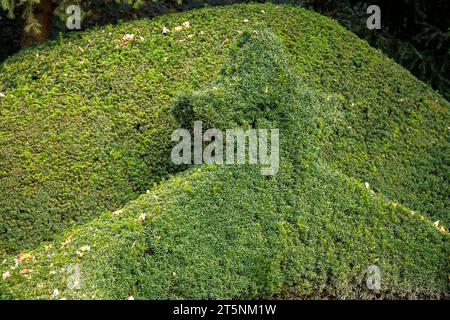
1,4,448,256
2,163,448,299
1,16,448,300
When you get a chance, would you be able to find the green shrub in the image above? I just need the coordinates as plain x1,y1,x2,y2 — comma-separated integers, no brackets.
1,24,448,300
0,9,227,254
0,2,448,269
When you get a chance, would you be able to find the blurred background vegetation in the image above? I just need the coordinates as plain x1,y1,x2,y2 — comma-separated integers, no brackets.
1,0,449,99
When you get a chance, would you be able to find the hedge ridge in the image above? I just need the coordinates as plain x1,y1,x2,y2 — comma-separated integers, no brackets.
0,4,449,258
1,3,448,255
1,26,448,300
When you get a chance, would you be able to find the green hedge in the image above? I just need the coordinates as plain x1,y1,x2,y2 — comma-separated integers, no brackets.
1,23,448,300
0,0,448,282
3,163,447,299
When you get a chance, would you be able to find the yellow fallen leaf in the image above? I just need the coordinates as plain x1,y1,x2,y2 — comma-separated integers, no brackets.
173,26,184,32
79,245,90,252
61,235,72,247
76,251,85,258
112,209,123,216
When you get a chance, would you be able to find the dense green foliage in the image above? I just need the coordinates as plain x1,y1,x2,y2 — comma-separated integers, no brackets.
2,163,448,299
2,16,449,300
2,1,449,99
0,3,448,299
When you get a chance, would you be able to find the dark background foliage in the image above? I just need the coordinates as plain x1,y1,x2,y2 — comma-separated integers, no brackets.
1,0,449,97
304,0,450,99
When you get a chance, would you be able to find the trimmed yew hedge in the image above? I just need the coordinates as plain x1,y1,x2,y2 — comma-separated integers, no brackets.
1,22,448,300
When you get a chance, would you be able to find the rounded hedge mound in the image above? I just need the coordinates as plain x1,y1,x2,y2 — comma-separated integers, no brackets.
1,11,448,300
0,2,448,297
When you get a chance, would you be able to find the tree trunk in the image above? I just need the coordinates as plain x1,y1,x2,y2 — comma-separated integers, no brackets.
21,0,53,47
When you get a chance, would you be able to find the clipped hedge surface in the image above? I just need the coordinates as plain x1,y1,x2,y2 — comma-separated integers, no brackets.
1,4,449,257
2,164,448,300
1,25,448,300
1,3,448,255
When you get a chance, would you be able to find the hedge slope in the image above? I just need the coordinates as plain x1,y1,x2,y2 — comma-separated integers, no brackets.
1,24,448,300
1,3,448,255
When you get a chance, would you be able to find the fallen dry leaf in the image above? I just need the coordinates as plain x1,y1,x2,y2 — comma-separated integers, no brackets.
79,245,90,252
137,212,146,222
112,209,123,216
121,34,135,45
172,21,191,33
173,26,184,32
2,271,11,280
20,268,33,274
61,235,73,248
52,288,60,297
16,252,33,264
162,27,170,35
